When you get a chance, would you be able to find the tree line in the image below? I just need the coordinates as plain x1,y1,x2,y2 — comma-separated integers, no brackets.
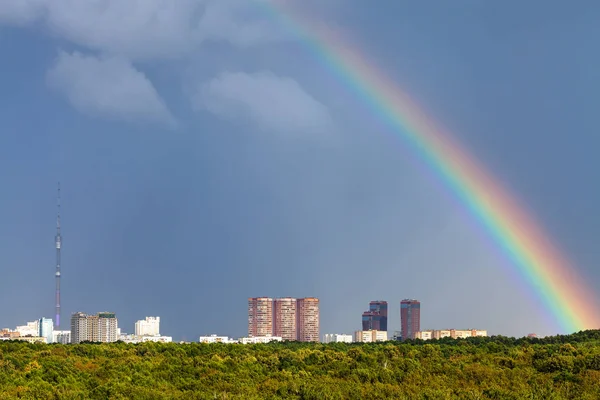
2,330,600,399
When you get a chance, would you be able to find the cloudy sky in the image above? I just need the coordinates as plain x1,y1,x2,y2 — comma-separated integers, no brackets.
1,0,599,340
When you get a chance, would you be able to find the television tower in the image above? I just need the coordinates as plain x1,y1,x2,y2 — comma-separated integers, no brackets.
55,183,62,328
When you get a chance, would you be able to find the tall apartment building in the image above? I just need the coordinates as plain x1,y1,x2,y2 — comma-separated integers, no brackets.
248,297,320,342
400,299,420,340
71,312,89,344
71,312,118,343
273,298,297,341
297,297,320,342
248,297,273,337
98,312,118,342
362,300,388,331
135,316,160,336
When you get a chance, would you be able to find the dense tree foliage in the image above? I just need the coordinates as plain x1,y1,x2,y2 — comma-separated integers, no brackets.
2,330,600,399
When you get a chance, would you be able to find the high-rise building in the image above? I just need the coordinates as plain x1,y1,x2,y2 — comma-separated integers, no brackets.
297,297,320,342
248,297,273,337
71,312,118,343
70,312,88,344
273,298,297,341
362,300,388,331
135,316,160,336
98,312,118,342
38,318,54,344
400,299,420,340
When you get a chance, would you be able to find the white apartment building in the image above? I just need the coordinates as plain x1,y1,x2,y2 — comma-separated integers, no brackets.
323,334,353,343
119,334,172,344
415,329,488,340
16,320,39,337
354,330,388,343
52,330,71,344
135,316,160,336
199,334,237,344
239,336,283,344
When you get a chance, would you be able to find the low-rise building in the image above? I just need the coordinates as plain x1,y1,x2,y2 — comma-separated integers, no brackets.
415,329,487,340
239,336,282,344
118,334,172,344
354,330,388,343
52,330,71,344
199,334,235,344
322,333,353,343
15,321,39,337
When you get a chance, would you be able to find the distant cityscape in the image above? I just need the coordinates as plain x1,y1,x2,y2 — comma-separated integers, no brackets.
0,188,535,344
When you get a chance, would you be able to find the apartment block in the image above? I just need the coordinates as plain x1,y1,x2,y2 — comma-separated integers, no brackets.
297,297,320,342
248,297,273,337
70,312,118,343
323,333,353,343
135,316,160,336
354,330,388,343
273,298,297,341
415,329,488,340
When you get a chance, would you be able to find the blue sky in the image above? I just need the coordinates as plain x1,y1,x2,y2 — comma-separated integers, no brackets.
0,0,599,340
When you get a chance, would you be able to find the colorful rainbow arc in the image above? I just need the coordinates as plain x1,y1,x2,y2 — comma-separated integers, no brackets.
261,1,599,333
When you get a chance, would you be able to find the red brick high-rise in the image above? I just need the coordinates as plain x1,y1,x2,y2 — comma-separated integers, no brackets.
248,297,273,337
273,297,297,341
297,297,320,342
400,299,420,340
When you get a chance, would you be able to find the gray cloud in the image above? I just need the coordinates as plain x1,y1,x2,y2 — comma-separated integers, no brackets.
0,0,46,25
0,0,288,60
193,71,333,135
47,51,175,126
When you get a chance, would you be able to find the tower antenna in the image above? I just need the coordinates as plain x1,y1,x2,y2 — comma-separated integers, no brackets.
55,183,62,328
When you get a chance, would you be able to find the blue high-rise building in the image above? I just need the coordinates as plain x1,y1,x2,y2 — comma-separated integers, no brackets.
39,317,54,343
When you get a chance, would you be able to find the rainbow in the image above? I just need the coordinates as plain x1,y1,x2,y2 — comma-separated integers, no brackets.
260,1,599,333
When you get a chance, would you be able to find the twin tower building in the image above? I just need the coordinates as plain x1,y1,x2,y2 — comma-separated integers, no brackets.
248,297,319,342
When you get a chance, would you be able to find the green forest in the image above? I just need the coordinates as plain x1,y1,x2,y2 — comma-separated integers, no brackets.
2,331,600,399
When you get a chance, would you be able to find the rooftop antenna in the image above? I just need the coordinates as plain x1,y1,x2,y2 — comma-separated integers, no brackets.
55,183,62,328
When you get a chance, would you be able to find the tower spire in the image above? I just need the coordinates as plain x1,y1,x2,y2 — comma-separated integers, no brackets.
55,183,62,328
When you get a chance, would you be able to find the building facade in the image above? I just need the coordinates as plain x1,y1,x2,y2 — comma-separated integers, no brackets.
273,297,297,341
415,329,487,340
297,297,320,342
354,330,388,343
98,312,118,342
199,334,234,344
52,330,71,344
15,321,39,337
38,318,54,343
362,300,388,332
71,312,118,343
323,333,353,343
135,316,160,336
400,299,421,340
248,297,273,337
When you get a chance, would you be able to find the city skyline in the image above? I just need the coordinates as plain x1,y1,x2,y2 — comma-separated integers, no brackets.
1,1,600,340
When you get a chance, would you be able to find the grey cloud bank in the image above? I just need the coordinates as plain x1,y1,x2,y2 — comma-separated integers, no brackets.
47,51,176,126
0,0,288,60
194,71,333,135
